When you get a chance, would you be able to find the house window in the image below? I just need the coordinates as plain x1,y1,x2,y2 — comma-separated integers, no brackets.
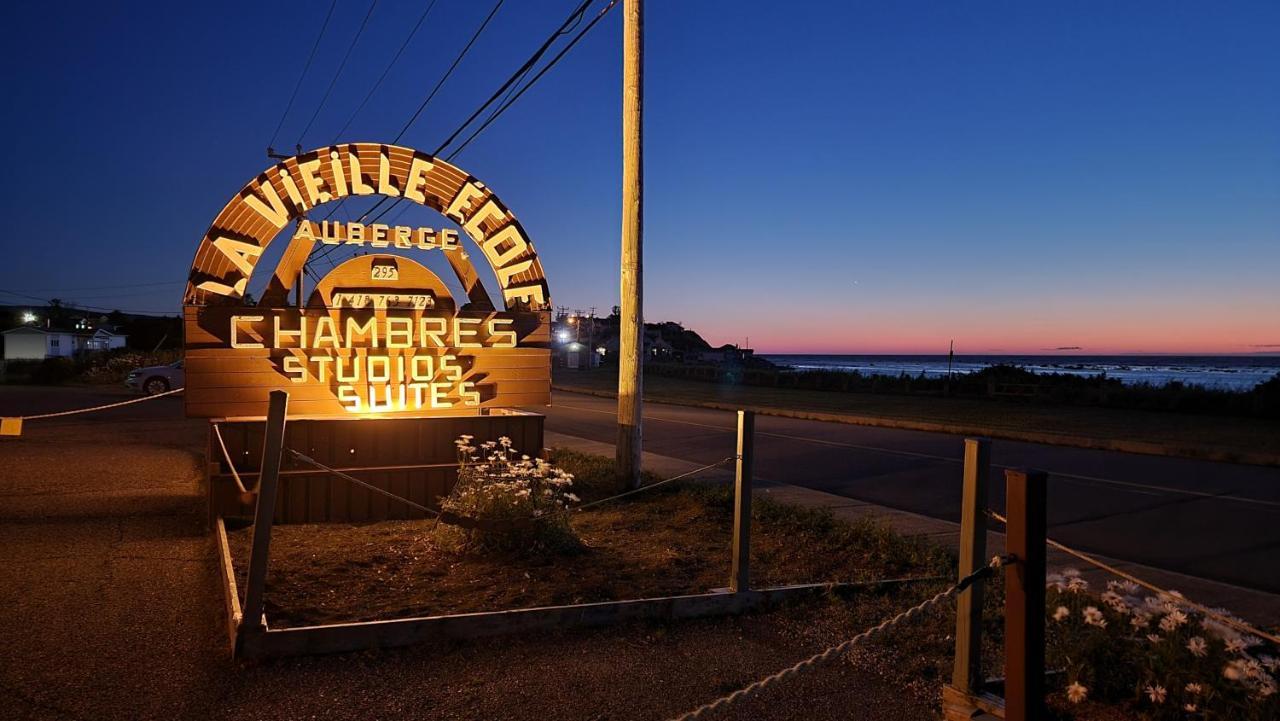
50,339,60,348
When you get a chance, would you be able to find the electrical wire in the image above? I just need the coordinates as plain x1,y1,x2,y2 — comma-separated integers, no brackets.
307,0,507,266
268,0,338,151
430,0,595,156
355,0,601,228
311,0,601,262
391,0,507,145
331,0,441,143
0,289,176,316
1,281,184,292
296,0,381,148
445,0,617,161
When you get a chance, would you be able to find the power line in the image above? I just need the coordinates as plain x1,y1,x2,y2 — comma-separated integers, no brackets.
296,0,381,148
312,0,601,264
353,0,599,231
0,281,184,292
0,289,176,316
309,0,506,251
391,0,507,145
268,0,338,151
331,0,441,143
430,0,595,156
445,0,618,161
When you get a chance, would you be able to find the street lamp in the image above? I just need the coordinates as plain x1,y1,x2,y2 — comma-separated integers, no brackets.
22,312,37,324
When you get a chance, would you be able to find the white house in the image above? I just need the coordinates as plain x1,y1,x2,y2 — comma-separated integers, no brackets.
87,327,127,352
1,326,126,360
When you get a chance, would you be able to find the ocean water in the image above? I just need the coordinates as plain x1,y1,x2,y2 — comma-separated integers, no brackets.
760,355,1280,391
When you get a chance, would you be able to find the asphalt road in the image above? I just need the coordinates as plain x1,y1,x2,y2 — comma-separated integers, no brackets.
540,391,1280,594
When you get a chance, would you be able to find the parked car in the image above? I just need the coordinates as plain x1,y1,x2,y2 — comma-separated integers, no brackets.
125,360,184,395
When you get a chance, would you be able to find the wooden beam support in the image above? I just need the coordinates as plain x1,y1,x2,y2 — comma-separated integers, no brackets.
730,410,754,593
215,517,244,656
445,248,496,311
239,391,289,637
259,231,315,307
1004,468,1047,721
951,438,991,691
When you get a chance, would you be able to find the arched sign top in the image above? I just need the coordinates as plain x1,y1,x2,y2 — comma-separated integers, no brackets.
184,143,549,312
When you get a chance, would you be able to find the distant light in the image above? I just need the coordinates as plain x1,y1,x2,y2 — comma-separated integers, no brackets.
567,316,577,324
557,330,571,342
22,312,36,324
596,347,606,355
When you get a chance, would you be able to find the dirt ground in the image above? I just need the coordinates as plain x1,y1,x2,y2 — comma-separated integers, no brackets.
0,385,959,721
228,477,951,627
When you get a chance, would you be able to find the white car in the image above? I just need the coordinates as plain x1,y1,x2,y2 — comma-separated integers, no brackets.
125,360,185,395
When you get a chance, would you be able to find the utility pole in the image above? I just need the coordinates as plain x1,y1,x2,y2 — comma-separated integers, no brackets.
617,0,644,490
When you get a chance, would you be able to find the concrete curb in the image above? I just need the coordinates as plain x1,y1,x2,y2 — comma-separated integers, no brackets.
545,431,1280,627
551,385,1280,469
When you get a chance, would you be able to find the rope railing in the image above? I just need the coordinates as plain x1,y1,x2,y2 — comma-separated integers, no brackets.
15,387,184,420
985,509,1280,646
288,449,440,517
285,449,736,529
211,423,251,496
668,556,1009,721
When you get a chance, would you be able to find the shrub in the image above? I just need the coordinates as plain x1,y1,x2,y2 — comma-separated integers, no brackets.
79,349,180,384
1046,570,1278,720
30,357,78,384
432,435,582,555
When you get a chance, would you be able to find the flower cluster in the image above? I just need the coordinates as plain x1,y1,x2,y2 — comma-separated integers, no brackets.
1047,571,1278,720
433,435,581,553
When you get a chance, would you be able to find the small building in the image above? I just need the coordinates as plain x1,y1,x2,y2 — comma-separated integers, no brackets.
87,327,128,352
1,326,127,361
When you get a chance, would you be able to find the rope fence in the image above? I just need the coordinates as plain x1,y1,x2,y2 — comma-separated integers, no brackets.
668,555,1009,721
986,509,1280,646
12,386,184,420
211,423,251,496
285,449,738,528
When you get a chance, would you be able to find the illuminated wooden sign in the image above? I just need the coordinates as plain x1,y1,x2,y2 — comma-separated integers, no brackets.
183,143,550,419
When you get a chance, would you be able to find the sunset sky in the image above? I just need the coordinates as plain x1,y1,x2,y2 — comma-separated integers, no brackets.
1,1,1276,355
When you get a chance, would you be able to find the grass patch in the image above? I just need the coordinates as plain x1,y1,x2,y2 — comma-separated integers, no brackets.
553,368,1280,461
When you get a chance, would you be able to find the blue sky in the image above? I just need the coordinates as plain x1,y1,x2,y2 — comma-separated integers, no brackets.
1,1,1276,353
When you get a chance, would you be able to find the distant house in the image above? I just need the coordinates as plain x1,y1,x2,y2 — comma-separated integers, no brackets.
87,327,127,352
1,326,127,361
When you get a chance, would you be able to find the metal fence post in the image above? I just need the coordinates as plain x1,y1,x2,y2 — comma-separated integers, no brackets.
240,391,289,636
1004,468,1047,721
951,438,991,692
730,410,754,593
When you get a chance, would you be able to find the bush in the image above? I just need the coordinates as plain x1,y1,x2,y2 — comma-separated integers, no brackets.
79,349,179,384
1046,570,1278,719
432,435,582,555
30,357,78,385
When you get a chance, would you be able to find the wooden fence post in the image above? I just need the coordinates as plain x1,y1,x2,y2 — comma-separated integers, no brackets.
730,410,754,593
240,391,289,637
951,438,991,692
1004,468,1047,721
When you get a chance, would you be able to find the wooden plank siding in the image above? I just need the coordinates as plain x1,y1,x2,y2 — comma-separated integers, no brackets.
207,413,544,524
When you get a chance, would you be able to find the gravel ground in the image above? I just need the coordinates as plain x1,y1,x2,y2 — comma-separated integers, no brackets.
0,386,950,720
